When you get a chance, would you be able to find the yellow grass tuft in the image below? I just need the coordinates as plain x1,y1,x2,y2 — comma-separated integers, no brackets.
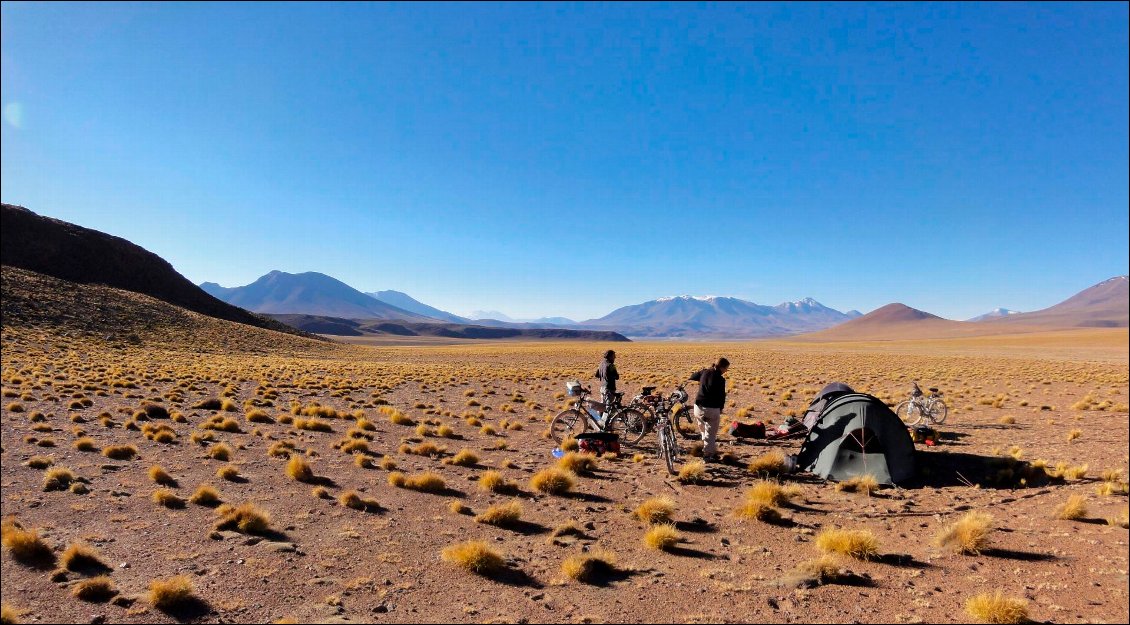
445,449,479,467
735,500,783,523
560,437,579,452
474,501,523,526
1054,494,1087,520
286,456,315,482
634,497,675,525
449,501,471,515
1063,464,1088,480
24,456,53,469
73,437,96,451
189,485,222,507
389,471,446,493
60,542,108,572
441,541,505,575
378,455,397,470
530,468,576,495
42,466,77,491
152,488,186,508
1,519,54,565
478,470,518,494
643,523,681,551
747,450,788,476
216,465,240,481
788,555,850,587
746,480,789,506
1066,429,1081,442
1,603,19,625
72,575,117,602
835,474,880,495
677,459,706,483
148,465,176,486
215,502,271,534
101,444,137,460
965,591,1029,624
815,528,879,560
339,491,380,512
935,512,993,555
557,452,599,474
148,575,198,611
561,551,617,583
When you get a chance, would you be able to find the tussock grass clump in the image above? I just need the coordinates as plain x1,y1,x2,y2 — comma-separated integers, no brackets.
478,470,518,494
445,449,479,467
677,459,706,483
1054,495,1087,520
311,486,331,499
246,409,274,424
1,519,54,565
189,485,222,506
530,468,576,495
1063,464,1088,480
0,603,17,624
42,466,77,491
148,465,176,486
562,551,617,583
73,437,96,451
25,456,53,469
643,523,681,551
102,444,137,460
61,542,108,572
965,591,1029,624
152,489,186,508
201,415,241,432
215,503,271,534
735,500,783,523
634,497,675,525
550,521,586,539
558,452,599,474
387,411,414,426
746,480,789,506
474,501,522,526
294,418,333,432
388,471,446,493
354,454,373,468
339,438,369,454
404,441,446,458
787,555,851,587
1067,429,1082,442
214,464,239,480
449,501,471,515
148,575,198,612
1097,481,1129,497
835,474,880,495
286,456,315,483
815,528,879,560
208,443,233,461
748,450,788,476
1106,505,1129,529
436,424,455,438
72,575,117,602
267,441,294,458
936,512,993,554
441,541,505,575
378,455,397,470
560,437,579,452
339,491,380,512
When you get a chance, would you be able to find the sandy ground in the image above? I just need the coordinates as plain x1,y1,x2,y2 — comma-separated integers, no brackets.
1,332,1127,624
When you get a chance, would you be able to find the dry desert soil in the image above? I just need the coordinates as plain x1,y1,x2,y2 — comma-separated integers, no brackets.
2,314,1128,624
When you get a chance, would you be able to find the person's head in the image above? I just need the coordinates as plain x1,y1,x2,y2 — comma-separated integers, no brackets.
715,357,730,374
604,349,616,362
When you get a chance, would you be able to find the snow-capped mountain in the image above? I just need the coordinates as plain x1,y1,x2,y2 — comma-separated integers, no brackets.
582,295,855,338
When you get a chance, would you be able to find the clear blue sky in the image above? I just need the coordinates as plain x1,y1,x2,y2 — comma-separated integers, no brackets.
3,2,1127,321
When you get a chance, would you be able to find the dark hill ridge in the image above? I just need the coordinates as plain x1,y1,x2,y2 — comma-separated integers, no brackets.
1,203,308,338
270,314,631,342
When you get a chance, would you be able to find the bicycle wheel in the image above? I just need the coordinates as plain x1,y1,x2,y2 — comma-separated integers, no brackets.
673,405,700,440
895,400,922,426
607,408,648,446
550,409,588,444
927,398,948,425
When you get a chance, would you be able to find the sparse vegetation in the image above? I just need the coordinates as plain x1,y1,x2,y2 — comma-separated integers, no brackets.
815,528,879,560
936,512,994,554
643,523,681,551
562,551,617,583
530,468,576,495
148,575,198,611
441,541,504,575
1055,494,1088,520
634,496,675,525
965,591,1029,624
1,519,54,565
474,501,522,526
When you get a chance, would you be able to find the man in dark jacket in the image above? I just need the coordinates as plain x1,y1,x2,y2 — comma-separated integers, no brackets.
689,357,729,459
595,350,619,418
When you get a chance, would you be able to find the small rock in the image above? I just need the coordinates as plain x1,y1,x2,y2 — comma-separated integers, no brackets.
118,562,129,569
90,615,106,624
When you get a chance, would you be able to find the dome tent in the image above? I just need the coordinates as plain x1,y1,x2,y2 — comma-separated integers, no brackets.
796,393,916,485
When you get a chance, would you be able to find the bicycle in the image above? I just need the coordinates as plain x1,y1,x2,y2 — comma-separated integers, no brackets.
550,382,648,446
652,385,689,474
895,384,948,426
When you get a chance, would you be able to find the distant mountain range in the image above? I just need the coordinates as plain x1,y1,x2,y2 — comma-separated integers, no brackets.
200,271,430,320
366,290,469,323
803,276,1128,341
579,296,860,338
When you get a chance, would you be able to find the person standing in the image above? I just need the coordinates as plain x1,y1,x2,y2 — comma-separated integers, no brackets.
689,357,729,460
595,349,619,419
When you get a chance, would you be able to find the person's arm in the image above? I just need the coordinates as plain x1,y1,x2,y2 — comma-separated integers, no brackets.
689,369,702,382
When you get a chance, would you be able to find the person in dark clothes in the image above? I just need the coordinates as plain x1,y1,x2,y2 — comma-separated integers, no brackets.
595,349,619,419
689,357,729,460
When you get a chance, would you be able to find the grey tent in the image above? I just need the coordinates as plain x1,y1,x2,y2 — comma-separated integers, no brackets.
801,382,855,431
796,393,916,485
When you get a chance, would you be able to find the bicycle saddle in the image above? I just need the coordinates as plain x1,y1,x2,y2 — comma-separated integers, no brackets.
928,387,939,393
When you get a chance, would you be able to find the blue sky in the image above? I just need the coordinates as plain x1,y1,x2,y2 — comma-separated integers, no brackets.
3,2,1127,321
